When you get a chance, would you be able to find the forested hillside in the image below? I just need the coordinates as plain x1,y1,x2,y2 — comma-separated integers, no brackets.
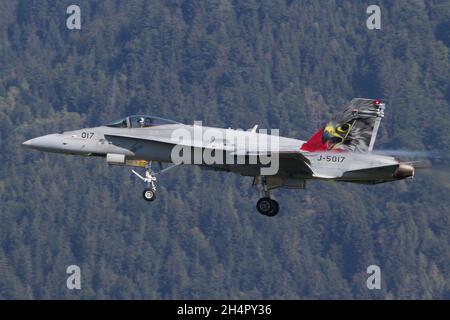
0,0,449,299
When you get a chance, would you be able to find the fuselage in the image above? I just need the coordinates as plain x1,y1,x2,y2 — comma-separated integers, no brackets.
22,124,304,161
22,121,414,184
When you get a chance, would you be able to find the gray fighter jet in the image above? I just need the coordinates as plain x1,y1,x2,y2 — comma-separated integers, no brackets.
23,98,415,216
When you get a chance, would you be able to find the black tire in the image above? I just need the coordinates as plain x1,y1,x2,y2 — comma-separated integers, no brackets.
143,188,156,202
256,197,279,216
267,199,279,217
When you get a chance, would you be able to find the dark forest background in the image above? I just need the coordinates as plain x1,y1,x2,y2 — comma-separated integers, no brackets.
0,0,449,299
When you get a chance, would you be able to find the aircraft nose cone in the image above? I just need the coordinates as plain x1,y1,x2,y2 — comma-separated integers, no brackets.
21,134,65,152
22,139,33,147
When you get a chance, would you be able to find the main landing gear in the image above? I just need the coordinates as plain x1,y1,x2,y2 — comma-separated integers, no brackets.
254,177,279,217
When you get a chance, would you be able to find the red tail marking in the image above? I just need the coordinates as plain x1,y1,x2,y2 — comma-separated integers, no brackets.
300,127,328,152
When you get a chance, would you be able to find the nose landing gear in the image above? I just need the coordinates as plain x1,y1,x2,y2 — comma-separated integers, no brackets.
132,161,180,202
132,162,157,202
143,188,156,201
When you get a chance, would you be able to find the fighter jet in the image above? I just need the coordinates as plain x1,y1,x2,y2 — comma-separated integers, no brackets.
22,98,415,216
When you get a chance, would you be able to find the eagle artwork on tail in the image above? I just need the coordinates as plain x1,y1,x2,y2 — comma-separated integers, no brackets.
301,98,385,153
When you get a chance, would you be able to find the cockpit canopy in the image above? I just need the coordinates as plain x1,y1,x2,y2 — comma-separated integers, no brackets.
106,115,180,128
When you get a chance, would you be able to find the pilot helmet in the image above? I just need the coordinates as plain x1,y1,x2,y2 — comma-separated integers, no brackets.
138,117,145,125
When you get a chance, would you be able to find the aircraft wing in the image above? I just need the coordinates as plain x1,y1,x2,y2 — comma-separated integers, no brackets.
229,150,314,176
105,132,313,176
277,151,314,176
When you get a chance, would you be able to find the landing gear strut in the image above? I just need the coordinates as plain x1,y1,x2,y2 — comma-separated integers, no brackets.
132,161,179,202
132,162,157,202
254,177,279,216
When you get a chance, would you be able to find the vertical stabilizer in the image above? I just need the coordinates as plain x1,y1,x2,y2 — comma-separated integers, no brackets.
301,98,385,152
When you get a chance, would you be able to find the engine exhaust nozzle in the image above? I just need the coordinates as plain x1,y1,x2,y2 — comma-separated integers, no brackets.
394,164,415,180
